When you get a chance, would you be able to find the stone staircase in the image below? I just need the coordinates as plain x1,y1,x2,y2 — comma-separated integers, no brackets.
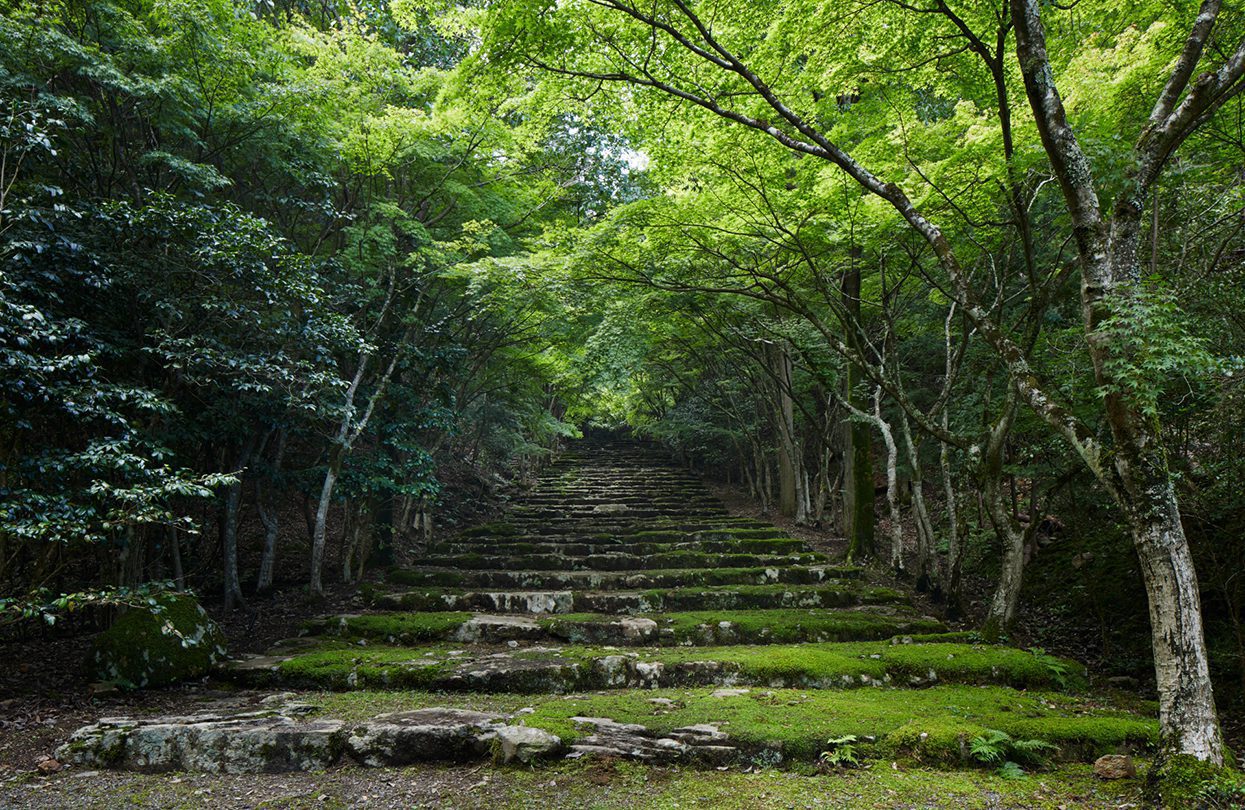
58,439,1157,774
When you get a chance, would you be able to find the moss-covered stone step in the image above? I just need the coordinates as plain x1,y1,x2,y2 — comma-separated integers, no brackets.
518,492,719,502
451,527,794,545
56,681,1145,776
364,582,905,614
308,685,1155,765
430,537,808,557
417,551,830,572
460,518,769,539
385,563,862,591
509,508,731,522
225,640,1090,694
306,607,944,647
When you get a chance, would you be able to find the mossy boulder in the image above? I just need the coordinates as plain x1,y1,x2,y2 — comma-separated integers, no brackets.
90,592,227,689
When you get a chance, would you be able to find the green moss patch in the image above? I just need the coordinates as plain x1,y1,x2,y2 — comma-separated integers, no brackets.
90,592,227,689
365,582,907,613
543,608,944,644
232,639,1087,694
418,550,831,572
305,612,474,643
386,564,862,591
436,538,809,556
309,684,1155,765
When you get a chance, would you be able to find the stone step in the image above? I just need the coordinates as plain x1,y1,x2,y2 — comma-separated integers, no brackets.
510,508,730,521
457,527,791,544
365,582,908,614
306,606,943,646
59,685,1154,773
224,639,1088,694
430,538,808,557
416,551,830,572
386,563,861,591
461,518,768,538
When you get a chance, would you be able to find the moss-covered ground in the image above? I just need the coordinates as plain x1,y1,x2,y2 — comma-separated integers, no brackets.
306,684,1154,763
232,638,1094,694
386,563,863,589
309,607,943,646
364,582,908,613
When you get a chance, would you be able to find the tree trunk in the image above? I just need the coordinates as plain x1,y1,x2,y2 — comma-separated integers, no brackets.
770,341,804,521
872,392,904,574
980,392,1029,639
1009,0,1233,762
842,265,874,560
900,412,937,592
1126,468,1223,762
222,431,259,610
255,428,286,593
939,417,964,616
169,526,184,590
309,445,343,597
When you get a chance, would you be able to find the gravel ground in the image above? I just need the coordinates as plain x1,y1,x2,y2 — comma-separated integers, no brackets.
0,759,1146,810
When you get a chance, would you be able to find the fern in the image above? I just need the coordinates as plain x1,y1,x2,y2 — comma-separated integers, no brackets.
996,761,1027,780
1027,647,1071,690
1009,736,1058,766
819,734,861,768
969,730,1011,764
970,729,1058,774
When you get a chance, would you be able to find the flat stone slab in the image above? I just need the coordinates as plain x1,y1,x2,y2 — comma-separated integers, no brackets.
57,706,567,773
566,716,738,764
58,711,346,773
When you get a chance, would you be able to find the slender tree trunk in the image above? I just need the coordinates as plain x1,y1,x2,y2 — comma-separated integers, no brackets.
842,265,875,560
900,412,937,591
309,446,343,596
169,526,184,590
872,391,904,574
222,431,259,610
940,415,963,615
980,392,1028,639
255,428,286,593
770,342,804,521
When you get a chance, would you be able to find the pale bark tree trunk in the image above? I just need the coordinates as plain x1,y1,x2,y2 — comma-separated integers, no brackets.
979,390,1036,638
899,412,937,591
255,427,286,593
769,341,807,522
310,340,405,596
222,431,259,610
1011,0,1236,762
940,412,963,614
870,390,904,573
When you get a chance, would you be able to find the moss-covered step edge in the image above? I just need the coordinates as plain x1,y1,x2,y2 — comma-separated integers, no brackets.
512,507,730,520
414,551,831,572
460,528,790,543
306,684,1154,765
302,607,946,647
384,564,862,590
361,582,908,614
460,519,770,538
429,538,809,557
224,640,1089,694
